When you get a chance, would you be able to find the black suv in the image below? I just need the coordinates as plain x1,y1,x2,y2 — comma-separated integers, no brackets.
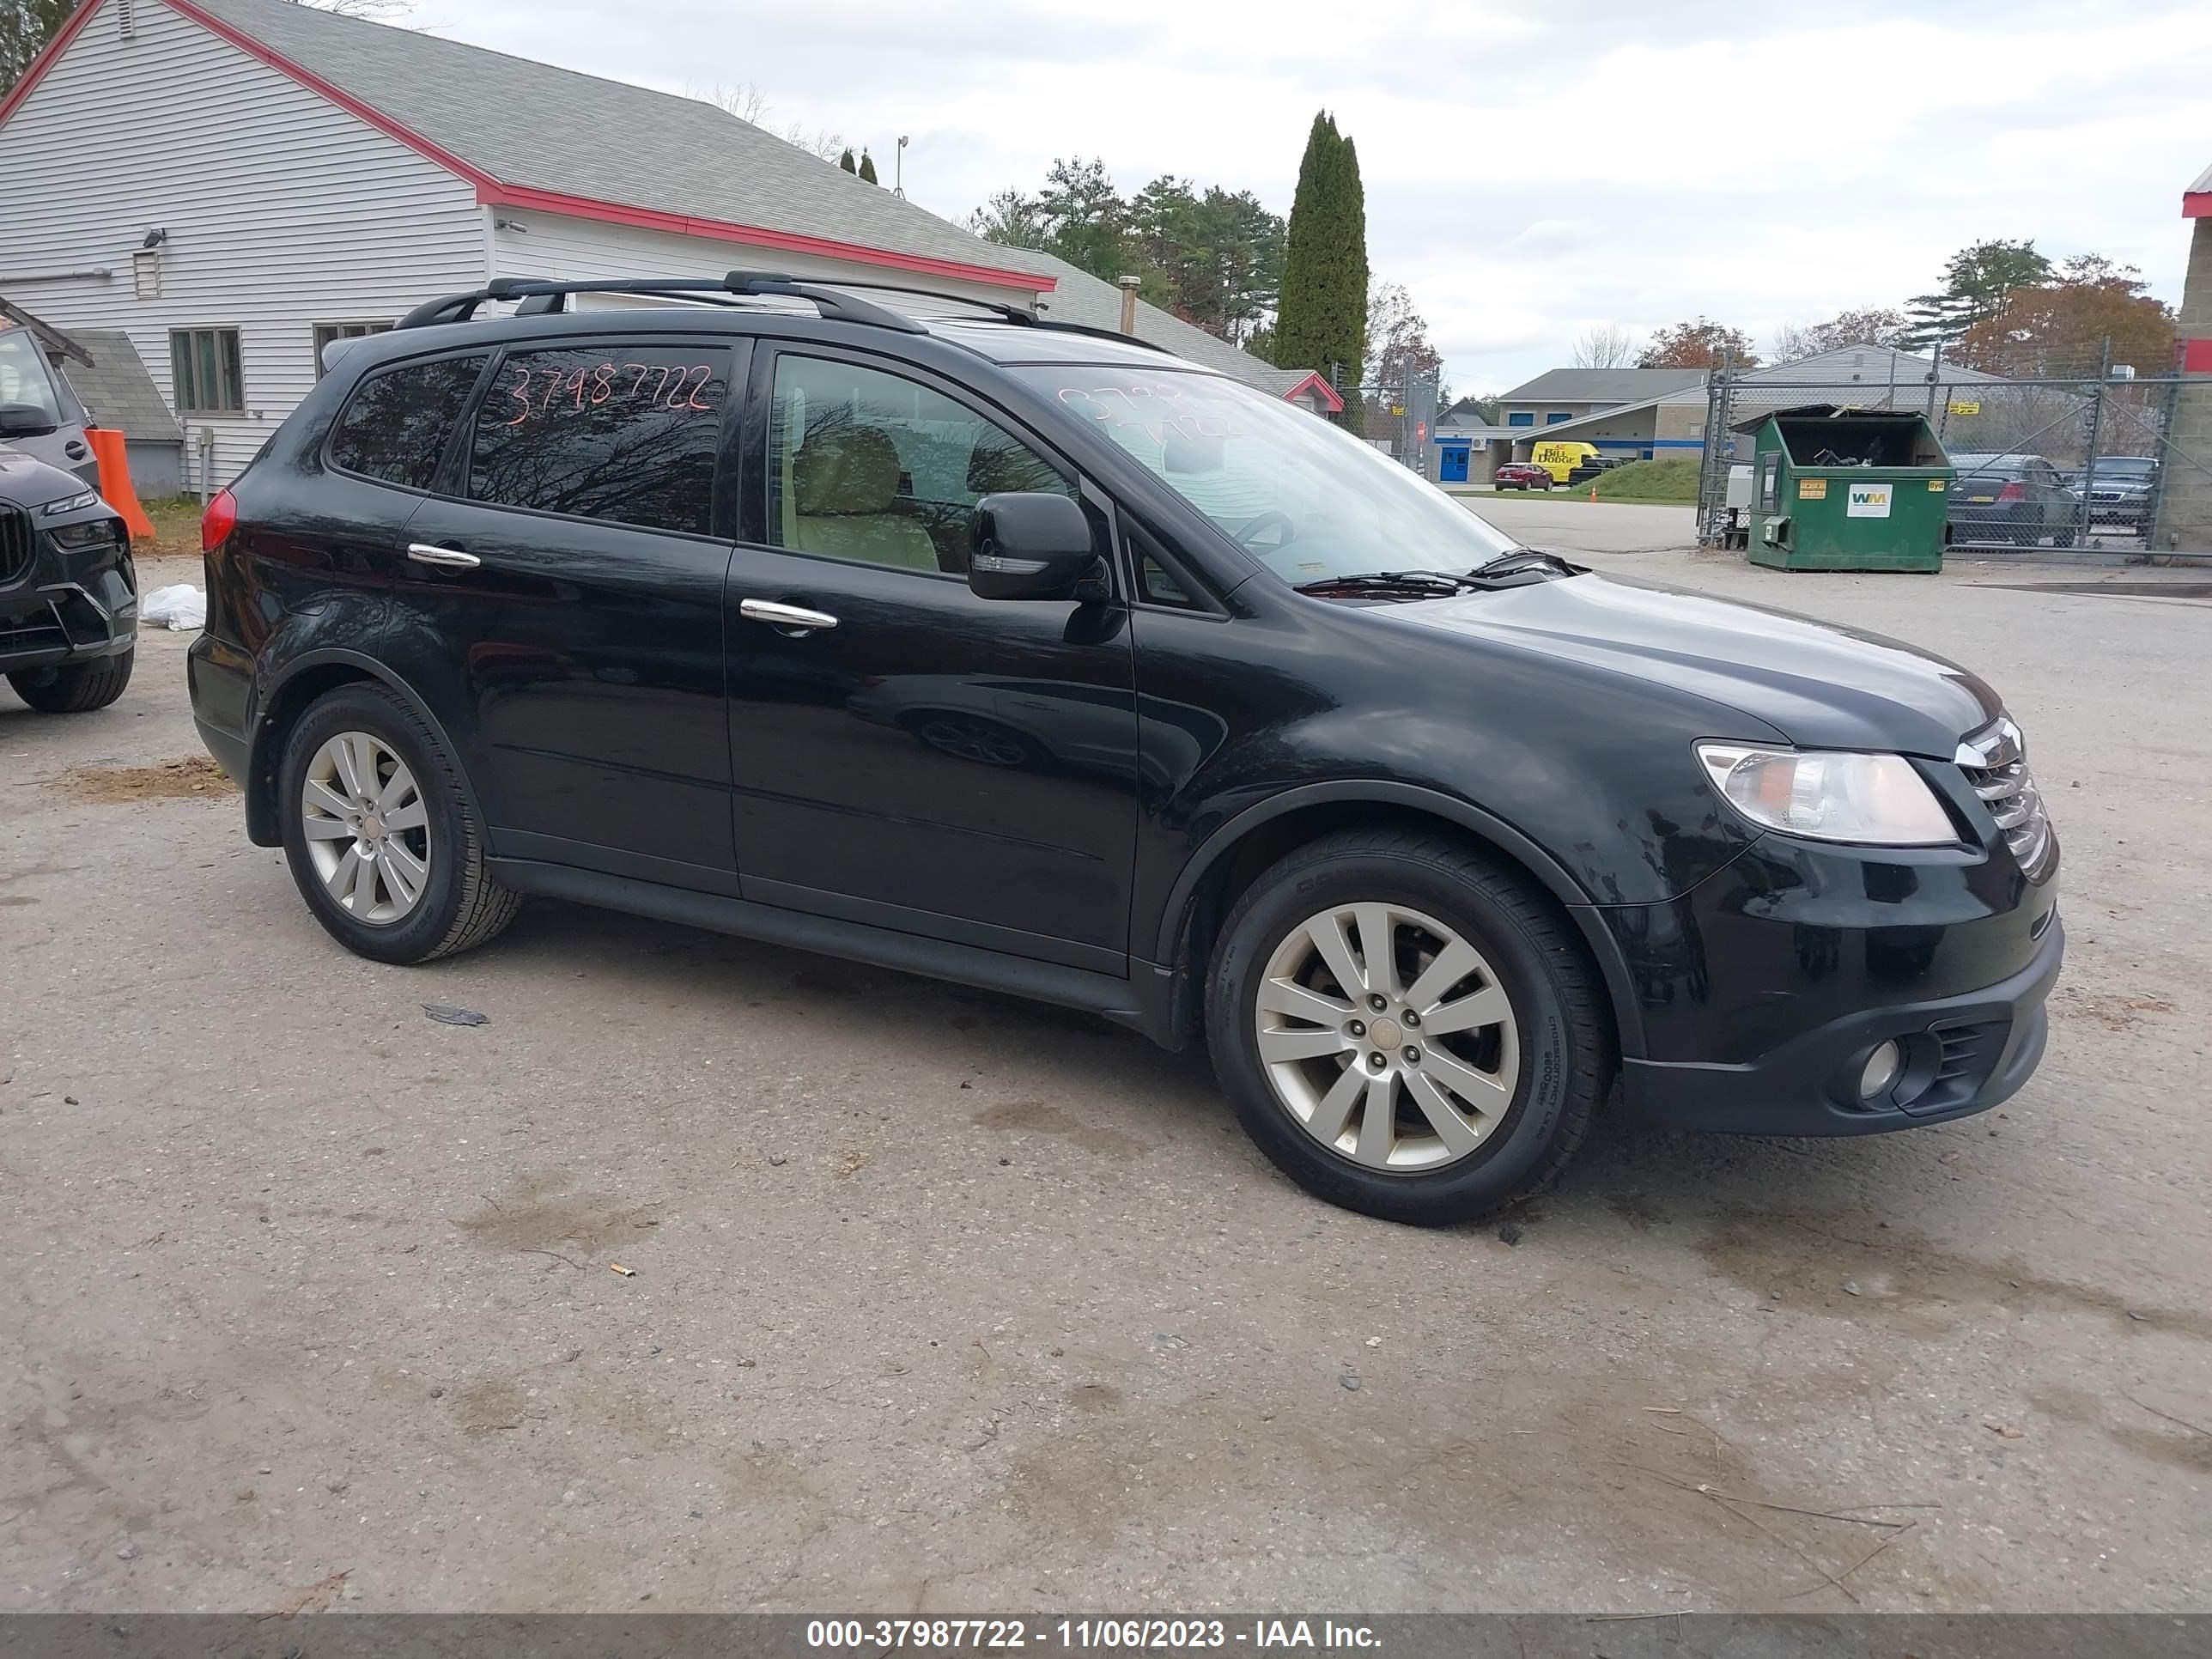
1,440,136,712
187,273,2062,1225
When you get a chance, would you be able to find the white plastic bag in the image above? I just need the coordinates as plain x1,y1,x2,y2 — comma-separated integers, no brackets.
141,583,206,631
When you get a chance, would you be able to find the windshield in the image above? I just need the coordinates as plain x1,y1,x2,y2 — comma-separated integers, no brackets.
0,330,62,422
1013,365,1520,582
2087,458,2155,476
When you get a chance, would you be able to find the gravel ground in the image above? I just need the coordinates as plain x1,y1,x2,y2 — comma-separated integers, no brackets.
2,544,2206,1614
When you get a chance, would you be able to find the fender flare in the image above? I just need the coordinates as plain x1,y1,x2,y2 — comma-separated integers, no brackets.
245,648,483,845
1151,779,1647,1060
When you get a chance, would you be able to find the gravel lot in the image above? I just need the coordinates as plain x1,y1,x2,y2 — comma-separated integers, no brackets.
3,537,2207,1614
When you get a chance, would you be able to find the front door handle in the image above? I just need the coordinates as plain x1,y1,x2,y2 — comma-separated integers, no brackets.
739,599,839,632
406,543,481,568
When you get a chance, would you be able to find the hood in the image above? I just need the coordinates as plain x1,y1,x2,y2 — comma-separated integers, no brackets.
1392,572,2001,757
0,447,96,510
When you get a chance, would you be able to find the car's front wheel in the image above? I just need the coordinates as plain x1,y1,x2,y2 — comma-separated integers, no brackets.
1206,829,1612,1225
8,646,134,712
278,683,520,965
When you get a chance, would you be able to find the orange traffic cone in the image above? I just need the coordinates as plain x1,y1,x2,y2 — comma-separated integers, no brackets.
86,428,157,542
1587,483,1597,502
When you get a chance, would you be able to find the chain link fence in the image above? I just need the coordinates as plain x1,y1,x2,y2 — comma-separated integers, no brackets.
1697,347,2206,555
1345,373,1441,472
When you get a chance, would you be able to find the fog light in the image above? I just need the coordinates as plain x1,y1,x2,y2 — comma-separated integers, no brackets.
1858,1040,1903,1101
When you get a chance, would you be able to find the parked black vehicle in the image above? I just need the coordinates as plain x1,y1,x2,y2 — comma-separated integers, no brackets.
1947,452,2081,547
2076,455,2158,533
187,273,2063,1225
0,438,136,712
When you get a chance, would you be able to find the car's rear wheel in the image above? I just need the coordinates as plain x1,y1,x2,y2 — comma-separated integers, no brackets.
278,683,520,964
1206,828,1612,1226
8,646,134,713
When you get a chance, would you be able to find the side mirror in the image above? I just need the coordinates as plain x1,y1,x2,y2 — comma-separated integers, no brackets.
968,492,1098,601
0,403,59,439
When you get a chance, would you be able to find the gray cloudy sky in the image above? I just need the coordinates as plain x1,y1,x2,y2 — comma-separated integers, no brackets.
419,0,2211,392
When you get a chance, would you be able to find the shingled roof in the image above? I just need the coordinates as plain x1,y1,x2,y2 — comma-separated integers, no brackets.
139,0,1293,391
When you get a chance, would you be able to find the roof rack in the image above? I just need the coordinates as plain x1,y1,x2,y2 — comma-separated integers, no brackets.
796,276,1174,355
392,270,1176,356
394,271,926,333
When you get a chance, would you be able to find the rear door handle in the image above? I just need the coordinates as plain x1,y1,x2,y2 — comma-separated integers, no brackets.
406,543,481,568
739,599,838,632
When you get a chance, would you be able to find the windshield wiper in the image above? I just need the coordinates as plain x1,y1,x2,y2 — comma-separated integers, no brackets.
1292,569,1488,596
1472,549,1583,580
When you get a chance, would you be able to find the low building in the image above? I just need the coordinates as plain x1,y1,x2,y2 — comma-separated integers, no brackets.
0,0,1295,489
1496,368,1705,432
1516,345,2005,467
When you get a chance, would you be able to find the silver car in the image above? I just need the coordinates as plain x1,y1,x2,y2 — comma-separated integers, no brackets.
0,324,100,489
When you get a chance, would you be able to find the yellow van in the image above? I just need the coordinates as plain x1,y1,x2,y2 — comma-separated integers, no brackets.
1530,440,1600,485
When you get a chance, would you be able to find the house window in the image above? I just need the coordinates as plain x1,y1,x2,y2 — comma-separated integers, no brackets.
1545,411,1573,424
313,321,393,377
1506,411,1534,428
170,328,245,414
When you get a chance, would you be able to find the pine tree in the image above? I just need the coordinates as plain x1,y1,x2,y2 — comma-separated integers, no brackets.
857,150,878,185
838,149,857,174
1273,112,1368,426
3,0,76,89
1902,240,2053,354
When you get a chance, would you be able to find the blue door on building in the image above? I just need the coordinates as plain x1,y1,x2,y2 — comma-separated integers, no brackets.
1438,443,1469,483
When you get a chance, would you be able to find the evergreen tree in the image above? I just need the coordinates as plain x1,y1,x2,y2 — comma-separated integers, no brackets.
1902,240,2053,353
857,150,878,185
838,149,857,174
3,0,76,90
1273,112,1368,426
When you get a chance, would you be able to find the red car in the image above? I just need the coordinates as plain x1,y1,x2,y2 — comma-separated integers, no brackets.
1494,461,1553,491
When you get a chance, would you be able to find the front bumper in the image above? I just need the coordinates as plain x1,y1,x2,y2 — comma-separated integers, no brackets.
1620,917,2061,1135
0,559,138,672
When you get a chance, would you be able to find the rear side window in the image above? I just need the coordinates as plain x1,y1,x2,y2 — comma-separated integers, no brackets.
467,344,731,535
328,355,488,490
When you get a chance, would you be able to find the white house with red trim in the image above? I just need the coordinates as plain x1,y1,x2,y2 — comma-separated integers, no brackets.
0,0,1325,486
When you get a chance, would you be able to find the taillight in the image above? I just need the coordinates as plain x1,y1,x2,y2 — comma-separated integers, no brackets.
1996,482,2025,502
201,487,237,552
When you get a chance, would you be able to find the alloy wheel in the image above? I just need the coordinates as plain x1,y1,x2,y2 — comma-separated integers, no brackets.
299,731,432,924
1252,901,1519,1171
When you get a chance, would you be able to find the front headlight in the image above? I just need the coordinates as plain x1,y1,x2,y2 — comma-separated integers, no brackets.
1695,742,1957,846
39,489,102,518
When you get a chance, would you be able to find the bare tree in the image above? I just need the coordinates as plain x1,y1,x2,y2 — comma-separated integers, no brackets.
293,0,411,16
1771,307,1910,364
692,82,848,162
1571,325,1638,368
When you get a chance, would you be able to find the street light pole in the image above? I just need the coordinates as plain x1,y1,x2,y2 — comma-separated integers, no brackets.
895,136,908,198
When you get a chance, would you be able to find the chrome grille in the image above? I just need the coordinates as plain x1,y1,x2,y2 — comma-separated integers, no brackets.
1956,715,2056,881
0,504,31,585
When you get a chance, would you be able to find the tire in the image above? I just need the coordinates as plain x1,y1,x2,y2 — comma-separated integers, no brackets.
277,683,521,965
2052,527,2076,549
8,645,134,713
1206,828,1613,1226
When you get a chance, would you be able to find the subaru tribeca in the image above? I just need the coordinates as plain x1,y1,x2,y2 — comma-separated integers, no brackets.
187,273,2061,1225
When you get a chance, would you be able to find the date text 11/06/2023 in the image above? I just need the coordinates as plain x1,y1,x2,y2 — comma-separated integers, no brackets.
805,1620,1382,1649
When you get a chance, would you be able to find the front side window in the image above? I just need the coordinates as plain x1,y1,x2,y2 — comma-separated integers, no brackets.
466,344,730,534
769,354,1073,574
171,327,245,414
0,331,62,422
1013,366,1519,585
328,355,488,490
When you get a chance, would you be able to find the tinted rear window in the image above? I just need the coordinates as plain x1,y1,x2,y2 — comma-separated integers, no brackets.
466,344,731,535
329,355,488,489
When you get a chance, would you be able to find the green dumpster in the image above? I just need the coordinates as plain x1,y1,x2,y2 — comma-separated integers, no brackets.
1740,404,1953,572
